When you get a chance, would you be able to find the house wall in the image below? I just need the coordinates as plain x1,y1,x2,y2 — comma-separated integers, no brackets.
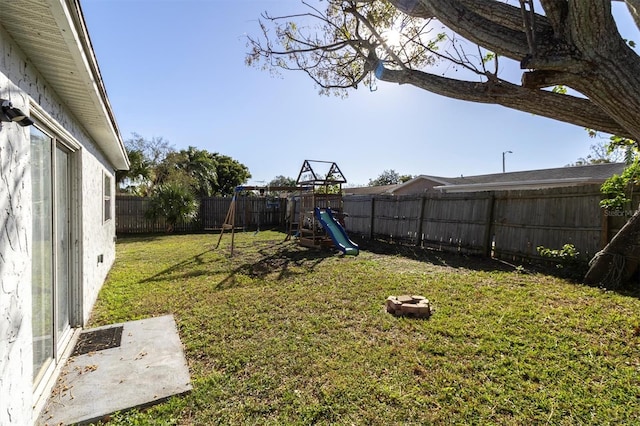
0,24,117,425
0,88,33,426
80,148,117,324
0,25,37,426
392,178,443,195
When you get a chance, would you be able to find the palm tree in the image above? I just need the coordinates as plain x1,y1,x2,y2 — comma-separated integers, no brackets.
145,182,199,233
116,149,153,194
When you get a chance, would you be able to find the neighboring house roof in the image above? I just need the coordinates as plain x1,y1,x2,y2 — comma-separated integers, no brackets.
390,175,453,195
347,163,626,195
0,0,129,170
344,184,399,195
435,162,626,192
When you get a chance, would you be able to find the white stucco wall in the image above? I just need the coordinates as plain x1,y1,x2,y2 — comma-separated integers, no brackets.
80,147,118,324
0,94,33,426
0,24,37,426
0,23,117,425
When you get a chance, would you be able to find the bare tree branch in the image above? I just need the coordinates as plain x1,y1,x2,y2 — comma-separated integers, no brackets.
374,63,631,137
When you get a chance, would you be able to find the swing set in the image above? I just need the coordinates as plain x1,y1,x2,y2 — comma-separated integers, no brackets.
215,184,302,255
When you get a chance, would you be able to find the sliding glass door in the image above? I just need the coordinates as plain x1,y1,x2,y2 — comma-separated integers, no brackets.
31,127,73,384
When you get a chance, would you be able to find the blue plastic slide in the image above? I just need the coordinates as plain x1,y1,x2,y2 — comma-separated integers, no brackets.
314,207,359,256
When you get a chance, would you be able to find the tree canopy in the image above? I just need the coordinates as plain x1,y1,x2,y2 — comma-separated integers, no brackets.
368,169,413,186
567,141,626,166
247,0,640,140
269,175,297,188
118,134,251,197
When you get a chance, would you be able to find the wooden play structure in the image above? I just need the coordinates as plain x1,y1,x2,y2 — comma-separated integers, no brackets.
217,160,358,256
290,160,359,255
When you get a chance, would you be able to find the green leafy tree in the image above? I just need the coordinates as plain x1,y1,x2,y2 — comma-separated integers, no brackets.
116,149,152,194
268,175,297,188
600,160,640,211
116,133,174,194
267,175,297,197
156,147,219,198
213,154,252,196
145,181,199,233
154,147,251,197
607,135,639,165
117,134,251,198
369,169,412,186
126,132,174,167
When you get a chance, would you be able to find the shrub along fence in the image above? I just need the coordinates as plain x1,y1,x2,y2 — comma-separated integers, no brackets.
116,185,634,264
343,184,634,263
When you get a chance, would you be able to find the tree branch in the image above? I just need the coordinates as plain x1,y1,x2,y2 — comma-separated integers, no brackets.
539,0,568,37
386,0,556,61
568,1,619,50
625,0,640,29
521,70,581,89
375,64,632,137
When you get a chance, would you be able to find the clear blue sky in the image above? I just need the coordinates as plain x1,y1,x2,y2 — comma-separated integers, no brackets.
81,1,639,187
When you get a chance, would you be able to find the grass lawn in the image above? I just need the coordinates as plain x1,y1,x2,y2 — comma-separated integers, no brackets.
91,231,640,425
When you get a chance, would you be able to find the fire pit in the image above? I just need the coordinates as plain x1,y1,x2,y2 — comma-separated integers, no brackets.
386,295,431,319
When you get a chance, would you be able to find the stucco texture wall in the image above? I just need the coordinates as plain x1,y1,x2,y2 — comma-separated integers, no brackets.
80,149,117,324
0,101,33,426
0,29,35,426
0,23,117,425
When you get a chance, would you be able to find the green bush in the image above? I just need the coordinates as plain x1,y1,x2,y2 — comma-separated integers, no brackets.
536,244,586,279
145,182,199,233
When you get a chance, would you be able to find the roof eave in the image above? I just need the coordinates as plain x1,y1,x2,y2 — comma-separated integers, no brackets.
54,0,128,170
0,0,129,170
434,177,601,193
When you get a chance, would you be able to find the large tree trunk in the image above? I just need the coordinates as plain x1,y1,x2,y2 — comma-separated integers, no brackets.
584,207,640,288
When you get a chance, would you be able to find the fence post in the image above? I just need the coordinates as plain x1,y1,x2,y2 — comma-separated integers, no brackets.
369,195,376,240
482,193,496,257
600,207,609,249
416,195,427,247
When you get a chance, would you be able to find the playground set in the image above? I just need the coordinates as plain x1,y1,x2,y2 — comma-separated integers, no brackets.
217,160,359,256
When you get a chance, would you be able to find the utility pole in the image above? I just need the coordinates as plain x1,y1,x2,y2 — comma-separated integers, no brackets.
502,150,513,173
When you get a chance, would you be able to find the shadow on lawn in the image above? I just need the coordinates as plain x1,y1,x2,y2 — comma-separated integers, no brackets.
116,234,169,244
139,248,217,283
215,241,331,289
137,238,333,291
356,237,515,273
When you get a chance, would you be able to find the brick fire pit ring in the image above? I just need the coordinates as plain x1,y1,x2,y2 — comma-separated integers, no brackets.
386,295,431,319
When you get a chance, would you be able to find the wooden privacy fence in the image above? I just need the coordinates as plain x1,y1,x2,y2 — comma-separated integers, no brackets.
116,195,286,234
343,185,623,262
117,186,635,264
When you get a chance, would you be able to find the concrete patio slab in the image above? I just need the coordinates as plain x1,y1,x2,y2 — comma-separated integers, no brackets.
37,315,192,425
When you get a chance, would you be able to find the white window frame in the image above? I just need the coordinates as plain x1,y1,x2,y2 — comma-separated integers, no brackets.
104,172,112,222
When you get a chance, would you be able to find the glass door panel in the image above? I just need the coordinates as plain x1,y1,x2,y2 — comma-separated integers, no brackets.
30,127,54,382
55,147,71,345
30,128,73,385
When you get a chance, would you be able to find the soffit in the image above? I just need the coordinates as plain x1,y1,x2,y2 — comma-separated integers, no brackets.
0,0,128,170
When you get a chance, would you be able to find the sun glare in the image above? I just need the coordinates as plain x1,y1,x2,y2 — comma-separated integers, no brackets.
384,29,402,47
